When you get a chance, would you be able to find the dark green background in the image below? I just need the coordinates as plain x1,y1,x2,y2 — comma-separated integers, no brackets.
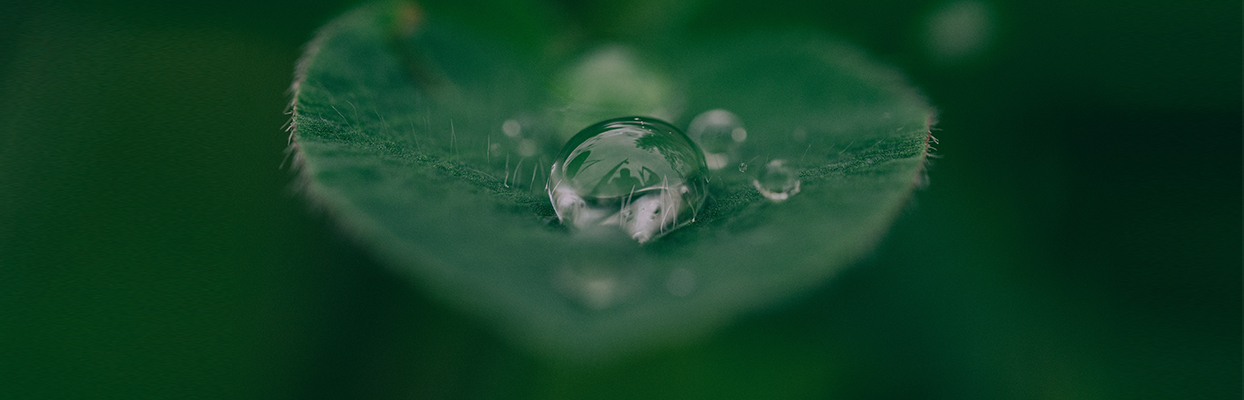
1,0,1238,398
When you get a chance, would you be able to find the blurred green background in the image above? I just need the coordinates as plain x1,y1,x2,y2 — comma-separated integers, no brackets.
1,0,1238,398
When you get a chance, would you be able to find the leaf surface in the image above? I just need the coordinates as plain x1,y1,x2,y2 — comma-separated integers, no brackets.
290,1,935,360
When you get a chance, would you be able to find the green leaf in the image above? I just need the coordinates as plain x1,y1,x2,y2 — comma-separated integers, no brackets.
290,1,935,360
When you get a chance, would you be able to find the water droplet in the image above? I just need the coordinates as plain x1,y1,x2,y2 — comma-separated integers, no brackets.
792,128,807,143
687,109,746,170
924,0,995,64
552,243,649,310
752,159,801,201
502,119,522,137
518,139,537,157
556,265,627,310
548,117,708,243
730,127,747,143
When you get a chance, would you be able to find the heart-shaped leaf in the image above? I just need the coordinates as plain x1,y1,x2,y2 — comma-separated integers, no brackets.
290,1,935,360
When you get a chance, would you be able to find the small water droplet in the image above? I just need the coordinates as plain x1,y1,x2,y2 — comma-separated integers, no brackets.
738,162,747,173
518,139,537,157
924,0,995,64
548,117,708,243
792,128,807,143
502,119,522,137
752,159,801,201
556,266,624,310
730,127,747,142
552,242,649,310
687,109,746,170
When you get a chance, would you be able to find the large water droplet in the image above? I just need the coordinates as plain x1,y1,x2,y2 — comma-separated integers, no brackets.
548,117,709,243
753,159,802,201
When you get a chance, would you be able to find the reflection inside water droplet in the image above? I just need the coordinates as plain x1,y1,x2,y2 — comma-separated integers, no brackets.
753,159,801,201
548,117,708,243
687,109,746,170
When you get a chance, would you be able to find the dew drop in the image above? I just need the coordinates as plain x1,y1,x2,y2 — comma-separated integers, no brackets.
502,119,522,137
792,128,807,143
555,264,627,310
548,117,708,243
687,109,746,170
518,139,537,157
752,159,802,201
924,0,995,64
730,127,747,143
